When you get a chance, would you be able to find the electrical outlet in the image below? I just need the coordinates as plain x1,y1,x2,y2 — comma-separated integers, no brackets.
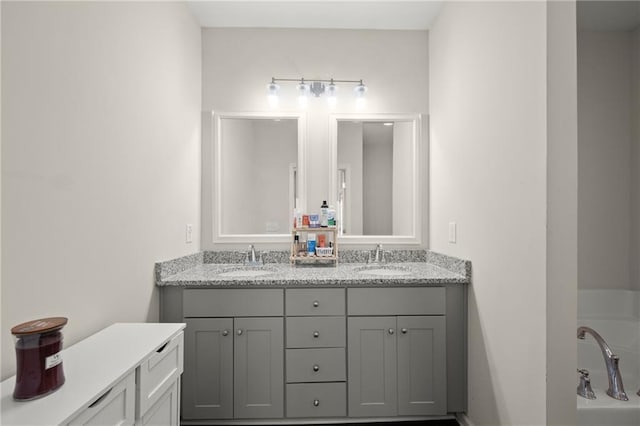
186,224,193,243
448,222,457,244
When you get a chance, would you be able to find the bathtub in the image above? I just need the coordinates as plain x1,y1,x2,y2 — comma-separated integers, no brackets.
577,290,640,426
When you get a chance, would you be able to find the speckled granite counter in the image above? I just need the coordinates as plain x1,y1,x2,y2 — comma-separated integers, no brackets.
155,250,471,288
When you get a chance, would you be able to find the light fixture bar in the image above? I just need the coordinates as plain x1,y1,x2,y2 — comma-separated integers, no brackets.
266,77,366,108
270,77,364,84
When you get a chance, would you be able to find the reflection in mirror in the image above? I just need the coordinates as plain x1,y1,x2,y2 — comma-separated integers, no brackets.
332,114,421,243
217,115,300,237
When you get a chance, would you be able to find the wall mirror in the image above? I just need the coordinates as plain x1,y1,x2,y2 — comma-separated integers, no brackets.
212,112,306,243
329,113,422,245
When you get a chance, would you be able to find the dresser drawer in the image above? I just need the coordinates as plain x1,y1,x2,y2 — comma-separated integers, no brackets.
183,289,283,317
286,383,346,418
286,317,345,348
137,331,184,417
67,370,135,425
286,289,345,316
348,287,446,315
286,348,345,383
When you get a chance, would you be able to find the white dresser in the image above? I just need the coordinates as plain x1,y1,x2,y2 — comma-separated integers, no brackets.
1,322,185,426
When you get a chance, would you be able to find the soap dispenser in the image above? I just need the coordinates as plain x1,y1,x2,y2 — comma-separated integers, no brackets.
320,200,329,227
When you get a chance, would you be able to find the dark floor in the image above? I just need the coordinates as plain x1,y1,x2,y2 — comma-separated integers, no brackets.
315,421,459,426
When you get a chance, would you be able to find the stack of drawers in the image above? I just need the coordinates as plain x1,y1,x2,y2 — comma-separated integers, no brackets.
285,289,346,418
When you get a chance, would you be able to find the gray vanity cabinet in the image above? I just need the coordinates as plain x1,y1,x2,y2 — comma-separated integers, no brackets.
160,284,466,423
347,288,447,417
179,289,284,421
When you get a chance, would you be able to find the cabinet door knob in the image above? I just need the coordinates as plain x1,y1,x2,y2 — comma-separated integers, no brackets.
237,329,243,336
388,328,395,335
313,364,320,372
222,330,229,336
313,399,320,407
401,328,408,334
313,300,320,307
313,331,320,338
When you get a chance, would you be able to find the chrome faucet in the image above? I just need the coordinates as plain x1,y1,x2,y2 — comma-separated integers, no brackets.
245,244,262,266
577,326,629,401
368,244,385,264
577,369,596,399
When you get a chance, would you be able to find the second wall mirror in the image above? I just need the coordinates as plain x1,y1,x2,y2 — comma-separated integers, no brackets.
329,113,423,245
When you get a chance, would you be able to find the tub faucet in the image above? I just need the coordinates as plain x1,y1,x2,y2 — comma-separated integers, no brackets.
368,244,385,264
577,326,629,401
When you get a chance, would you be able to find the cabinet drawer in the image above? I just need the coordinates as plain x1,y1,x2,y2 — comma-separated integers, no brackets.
286,383,346,418
286,348,345,383
286,289,345,316
286,317,345,348
183,289,283,317
348,287,446,315
137,332,183,417
67,370,135,425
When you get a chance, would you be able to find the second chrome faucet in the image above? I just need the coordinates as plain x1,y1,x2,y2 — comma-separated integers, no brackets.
577,326,628,401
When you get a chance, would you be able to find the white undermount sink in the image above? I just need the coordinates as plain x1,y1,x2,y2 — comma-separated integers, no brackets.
356,265,413,277
217,266,275,278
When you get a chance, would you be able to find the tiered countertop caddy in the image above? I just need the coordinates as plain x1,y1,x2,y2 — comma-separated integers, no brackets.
290,226,338,264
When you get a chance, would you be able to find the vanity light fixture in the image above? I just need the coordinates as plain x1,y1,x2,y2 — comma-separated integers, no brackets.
266,77,367,108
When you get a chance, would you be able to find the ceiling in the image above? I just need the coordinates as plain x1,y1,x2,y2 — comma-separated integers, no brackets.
187,1,640,32
186,1,444,30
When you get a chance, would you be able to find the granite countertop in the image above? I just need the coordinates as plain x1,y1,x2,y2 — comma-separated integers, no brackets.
155,250,471,288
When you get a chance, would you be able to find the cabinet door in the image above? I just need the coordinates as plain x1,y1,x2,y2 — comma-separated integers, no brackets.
234,317,284,419
348,316,397,417
182,318,233,420
397,316,447,415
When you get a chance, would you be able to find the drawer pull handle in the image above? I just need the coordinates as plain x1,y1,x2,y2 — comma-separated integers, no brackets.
222,330,229,336
313,331,320,338
88,388,112,408
313,300,320,307
237,329,243,336
313,399,320,407
388,328,395,335
156,342,169,353
313,364,320,372
401,328,408,334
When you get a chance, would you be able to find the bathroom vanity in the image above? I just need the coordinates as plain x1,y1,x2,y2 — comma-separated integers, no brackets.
157,250,469,425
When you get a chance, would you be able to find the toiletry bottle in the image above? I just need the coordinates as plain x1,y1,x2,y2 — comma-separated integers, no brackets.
320,200,329,227
307,233,316,256
327,205,336,227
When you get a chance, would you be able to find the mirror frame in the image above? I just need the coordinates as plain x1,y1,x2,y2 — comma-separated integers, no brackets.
329,113,423,245
211,111,307,244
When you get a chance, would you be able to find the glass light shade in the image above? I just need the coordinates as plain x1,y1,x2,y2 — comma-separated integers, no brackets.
266,82,279,108
297,82,310,108
354,82,367,110
326,83,338,108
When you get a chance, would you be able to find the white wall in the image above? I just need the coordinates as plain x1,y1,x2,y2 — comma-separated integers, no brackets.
578,30,634,291
201,28,429,249
631,28,640,291
363,123,393,235
337,122,364,235
393,121,413,235
430,1,577,424
1,1,201,379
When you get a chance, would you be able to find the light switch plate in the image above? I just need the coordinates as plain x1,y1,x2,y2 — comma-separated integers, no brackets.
186,224,193,243
448,222,457,243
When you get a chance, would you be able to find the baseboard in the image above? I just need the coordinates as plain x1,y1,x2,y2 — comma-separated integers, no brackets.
455,413,474,426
